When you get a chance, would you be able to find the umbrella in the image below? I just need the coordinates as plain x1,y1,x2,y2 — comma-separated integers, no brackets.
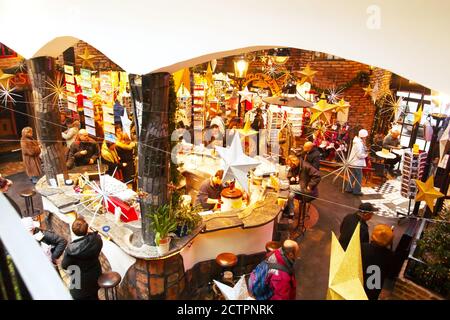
263,95,313,108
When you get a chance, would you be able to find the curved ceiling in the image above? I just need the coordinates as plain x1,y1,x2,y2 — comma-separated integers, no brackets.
1,0,449,94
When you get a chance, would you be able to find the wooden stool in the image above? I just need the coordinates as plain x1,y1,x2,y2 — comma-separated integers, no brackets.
20,189,40,217
265,241,281,252
98,271,121,300
215,252,238,281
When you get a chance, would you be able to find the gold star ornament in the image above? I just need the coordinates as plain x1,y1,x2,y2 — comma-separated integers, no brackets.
415,176,444,212
363,84,373,97
78,48,97,70
310,93,334,124
334,98,350,114
298,64,317,84
413,105,423,125
327,223,368,300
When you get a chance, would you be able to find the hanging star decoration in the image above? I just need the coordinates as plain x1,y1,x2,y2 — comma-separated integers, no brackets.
415,176,444,212
310,93,335,124
326,85,345,104
321,147,361,192
334,98,350,114
305,120,329,141
78,48,97,70
363,84,374,98
238,119,257,136
0,82,20,106
298,64,317,84
213,276,253,300
14,59,28,73
238,86,254,103
413,104,423,125
382,92,404,121
327,223,368,300
205,62,213,87
43,72,66,104
215,132,260,193
120,108,133,138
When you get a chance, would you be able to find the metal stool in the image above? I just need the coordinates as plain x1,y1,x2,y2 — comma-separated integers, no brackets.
98,271,121,300
265,241,281,253
20,189,40,217
292,193,312,238
215,252,238,281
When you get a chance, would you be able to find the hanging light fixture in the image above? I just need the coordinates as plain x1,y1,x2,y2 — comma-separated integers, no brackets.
233,56,249,79
268,48,290,65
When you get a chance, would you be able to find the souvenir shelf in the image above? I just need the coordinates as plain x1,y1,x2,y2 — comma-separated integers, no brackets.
192,84,206,130
267,106,284,143
401,150,428,198
283,106,303,137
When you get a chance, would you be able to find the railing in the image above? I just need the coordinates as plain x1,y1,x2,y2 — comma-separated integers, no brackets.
0,194,72,300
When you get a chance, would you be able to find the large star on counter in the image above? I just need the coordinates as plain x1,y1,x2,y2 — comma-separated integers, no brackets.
415,176,444,212
334,98,350,114
215,132,260,193
413,105,423,125
298,64,317,84
310,93,335,124
78,48,97,70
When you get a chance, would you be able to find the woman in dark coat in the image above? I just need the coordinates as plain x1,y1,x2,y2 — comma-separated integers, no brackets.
20,127,42,184
62,217,103,300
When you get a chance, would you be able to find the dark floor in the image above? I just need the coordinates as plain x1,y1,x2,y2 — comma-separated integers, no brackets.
4,172,43,217
3,168,406,300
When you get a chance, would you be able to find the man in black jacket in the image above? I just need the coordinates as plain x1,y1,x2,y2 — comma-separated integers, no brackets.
362,224,396,300
66,129,100,169
62,217,103,300
286,155,321,217
21,217,67,265
302,141,321,170
339,202,376,250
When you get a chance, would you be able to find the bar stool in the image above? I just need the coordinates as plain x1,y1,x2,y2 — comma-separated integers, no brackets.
20,189,40,217
215,252,238,281
98,271,121,300
293,193,313,236
265,241,281,253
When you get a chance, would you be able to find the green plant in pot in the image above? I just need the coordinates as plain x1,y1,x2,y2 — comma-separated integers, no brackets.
174,202,203,237
148,204,178,255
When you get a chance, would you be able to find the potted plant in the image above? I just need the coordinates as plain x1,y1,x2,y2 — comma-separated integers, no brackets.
148,204,178,255
174,202,203,237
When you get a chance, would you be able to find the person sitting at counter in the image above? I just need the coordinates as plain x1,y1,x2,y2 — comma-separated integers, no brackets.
196,170,224,210
302,141,321,170
66,129,100,169
382,128,402,175
286,155,321,218
101,141,127,179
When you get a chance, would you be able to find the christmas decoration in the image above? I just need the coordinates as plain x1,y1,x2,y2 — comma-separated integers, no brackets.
120,107,133,138
310,93,334,123
363,84,374,97
0,69,15,84
43,72,66,104
0,82,20,105
413,105,423,125
298,64,317,84
238,119,258,136
78,48,97,69
238,86,255,103
326,85,345,104
327,223,368,300
213,275,253,300
321,148,361,192
215,132,260,193
415,176,444,212
334,98,350,114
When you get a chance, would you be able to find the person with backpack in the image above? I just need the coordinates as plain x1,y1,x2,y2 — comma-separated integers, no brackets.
21,217,67,266
249,240,299,300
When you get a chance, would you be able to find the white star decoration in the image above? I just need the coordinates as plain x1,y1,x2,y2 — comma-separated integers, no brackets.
321,147,362,192
238,86,254,103
121,107,132,138
213,276,253,300
0,82,20,105
215,132,260,193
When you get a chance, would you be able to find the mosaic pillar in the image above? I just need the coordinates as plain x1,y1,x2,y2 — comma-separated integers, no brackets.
27,57,68,184
129,72,170,244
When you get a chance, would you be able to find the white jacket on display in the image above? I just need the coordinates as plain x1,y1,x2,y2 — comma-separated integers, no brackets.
348,136,368,167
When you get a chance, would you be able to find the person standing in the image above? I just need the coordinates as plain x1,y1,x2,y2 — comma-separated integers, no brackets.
61,217,103,300
286,155,321,218
101,141,127,179
345,129,369,195
266,240,299,300
361,224,396,300
20,127,42,184
195,170,224,210
302,141,321,170
21,217,67,266
339,203,376,250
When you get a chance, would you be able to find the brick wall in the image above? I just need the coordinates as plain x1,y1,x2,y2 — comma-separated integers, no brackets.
55,40,123,72
384,261,444,300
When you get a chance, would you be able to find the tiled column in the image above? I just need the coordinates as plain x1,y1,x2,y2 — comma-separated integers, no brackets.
27,57,68,184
